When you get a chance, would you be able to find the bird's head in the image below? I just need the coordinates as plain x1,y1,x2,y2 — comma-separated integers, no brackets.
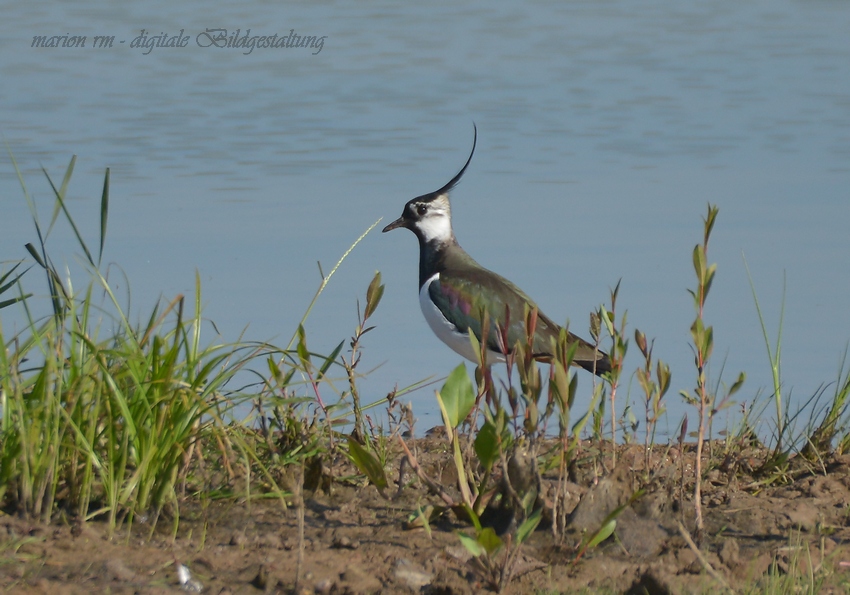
383,124,477,246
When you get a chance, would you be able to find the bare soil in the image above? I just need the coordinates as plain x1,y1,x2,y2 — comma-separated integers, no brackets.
2,438,850,594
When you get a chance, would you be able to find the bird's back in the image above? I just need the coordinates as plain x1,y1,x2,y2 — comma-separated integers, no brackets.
431,248,610,374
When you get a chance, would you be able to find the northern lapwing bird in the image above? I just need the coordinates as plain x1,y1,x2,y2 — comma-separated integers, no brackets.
383,127,611,376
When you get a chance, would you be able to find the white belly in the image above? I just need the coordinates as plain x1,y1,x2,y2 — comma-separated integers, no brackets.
418,273,506,365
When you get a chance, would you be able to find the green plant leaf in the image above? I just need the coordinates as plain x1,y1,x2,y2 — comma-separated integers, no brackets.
0,262,32,309
0,262,28,293
296,325,310,369
463,503,483,532
693,244,706,280
657,361,671,395
406,505,445,536
457,532,485,557
99,168,110,266
589,311,601,342
0,295,30,309
473,419,500,470
364,271,384,320
587,518,616,548
317,340,344,381
729,371,745,397
24,242,47,268
467,330,482,366
478,527,503,556
42,159,97,267
346,436,388,490
704,263,717,298
551,359,570,404
598,305,614,336
267,355,283,384
516,507,543,544
437,363,475,428
704,203,718,242
634,329,647,356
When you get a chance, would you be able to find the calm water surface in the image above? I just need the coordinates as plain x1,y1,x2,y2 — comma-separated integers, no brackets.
2,0,849,437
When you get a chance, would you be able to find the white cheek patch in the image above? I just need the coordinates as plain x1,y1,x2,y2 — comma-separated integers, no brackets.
415,212,453,244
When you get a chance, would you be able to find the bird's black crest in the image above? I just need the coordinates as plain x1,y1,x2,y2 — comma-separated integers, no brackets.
419,123,477,202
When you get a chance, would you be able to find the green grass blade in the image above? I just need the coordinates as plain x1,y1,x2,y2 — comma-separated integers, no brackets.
41,161,96,267
285,218,381,351
743,253,786,448
99,168,110,266
0,263,33,309
46,156,77,236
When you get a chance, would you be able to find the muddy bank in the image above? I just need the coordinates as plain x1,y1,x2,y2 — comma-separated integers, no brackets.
2,440,850,594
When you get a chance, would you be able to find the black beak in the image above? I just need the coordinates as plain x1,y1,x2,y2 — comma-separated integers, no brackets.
382,217,407,233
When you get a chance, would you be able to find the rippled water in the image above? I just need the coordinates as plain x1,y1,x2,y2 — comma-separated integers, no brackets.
2,0,849,436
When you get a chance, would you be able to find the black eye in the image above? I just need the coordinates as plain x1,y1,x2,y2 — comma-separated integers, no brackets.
416,204,427,216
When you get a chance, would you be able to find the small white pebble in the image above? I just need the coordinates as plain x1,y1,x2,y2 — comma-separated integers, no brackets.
177,564,191,585
177,563,203,592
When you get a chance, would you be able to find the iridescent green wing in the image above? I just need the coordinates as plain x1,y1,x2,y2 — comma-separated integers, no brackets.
428,270,559,357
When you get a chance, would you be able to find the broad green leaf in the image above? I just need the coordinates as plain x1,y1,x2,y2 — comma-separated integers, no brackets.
437,363,475,428
346,436,388,490
478,527,503,556
457,532,485,557
473,420,500,470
